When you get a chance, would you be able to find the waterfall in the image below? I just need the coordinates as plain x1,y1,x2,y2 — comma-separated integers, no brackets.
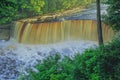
14,20,115,44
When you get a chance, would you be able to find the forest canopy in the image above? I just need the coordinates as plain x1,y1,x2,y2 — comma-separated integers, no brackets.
0,0,95,24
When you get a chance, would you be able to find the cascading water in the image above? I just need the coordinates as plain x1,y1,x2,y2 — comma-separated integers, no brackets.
13,20,115,44
0,3,115,80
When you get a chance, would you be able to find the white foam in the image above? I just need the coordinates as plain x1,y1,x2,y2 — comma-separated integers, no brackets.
0,39,97,64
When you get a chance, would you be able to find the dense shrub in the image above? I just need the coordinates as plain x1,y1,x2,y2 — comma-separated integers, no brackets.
18,54,75,80
73,33,120,80
19,33,120,80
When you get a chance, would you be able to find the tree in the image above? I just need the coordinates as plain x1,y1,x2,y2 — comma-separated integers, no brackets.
96,0,103,45
104,0,120,31
61,0,78,9
48,0,57,12
18,0,45,16
0,0,45,24
42,0,49,13
0,0,18,24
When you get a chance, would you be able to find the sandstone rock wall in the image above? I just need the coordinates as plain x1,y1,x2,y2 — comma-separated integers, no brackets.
0,25,10,40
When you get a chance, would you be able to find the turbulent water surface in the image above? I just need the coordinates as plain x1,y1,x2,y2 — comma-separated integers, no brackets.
0,39,97,80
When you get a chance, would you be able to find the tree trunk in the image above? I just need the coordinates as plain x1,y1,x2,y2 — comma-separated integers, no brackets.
96,0,103,45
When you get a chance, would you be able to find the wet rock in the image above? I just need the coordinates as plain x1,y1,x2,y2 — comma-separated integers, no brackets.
0,29,10,40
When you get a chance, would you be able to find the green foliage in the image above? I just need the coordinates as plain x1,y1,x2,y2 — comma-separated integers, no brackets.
57,0,95,10
18,33,120,80
103,0,120,31
73,49,99,80
23,0,45,15
48,0,57,12
0,0,44,24
42,0,95,13
0,0,18,24
73,33,120,80
42,0,49,13
18,54,74,80
0,0,95,24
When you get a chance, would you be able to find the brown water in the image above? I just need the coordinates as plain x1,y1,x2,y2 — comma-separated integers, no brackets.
14,20,115,44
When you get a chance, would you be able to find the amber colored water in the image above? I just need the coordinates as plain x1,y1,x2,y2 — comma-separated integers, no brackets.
14,20,115,44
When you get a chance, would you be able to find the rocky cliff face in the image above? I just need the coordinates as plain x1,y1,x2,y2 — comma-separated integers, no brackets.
0,25,10,40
